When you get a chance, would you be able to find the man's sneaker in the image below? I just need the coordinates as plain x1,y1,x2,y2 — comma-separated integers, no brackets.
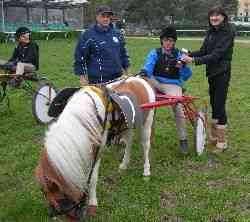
180,139,188,154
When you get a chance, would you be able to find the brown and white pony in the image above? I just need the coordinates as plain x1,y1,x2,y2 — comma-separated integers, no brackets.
35,76,155,222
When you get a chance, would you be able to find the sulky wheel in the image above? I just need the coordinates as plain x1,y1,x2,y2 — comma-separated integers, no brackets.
195,111,207,155
32,83,57,124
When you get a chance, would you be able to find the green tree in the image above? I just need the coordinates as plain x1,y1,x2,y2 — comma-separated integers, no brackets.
87,0,238,29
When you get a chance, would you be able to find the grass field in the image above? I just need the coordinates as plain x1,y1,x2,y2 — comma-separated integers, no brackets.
0,37,250,222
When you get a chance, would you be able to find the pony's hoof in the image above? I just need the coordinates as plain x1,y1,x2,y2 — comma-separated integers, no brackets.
119,164,128,170
143,175,150,181
86,205,97,217
143,169,151,177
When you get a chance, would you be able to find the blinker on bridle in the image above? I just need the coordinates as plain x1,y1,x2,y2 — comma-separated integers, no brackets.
47,193,88,220
41,175,88,220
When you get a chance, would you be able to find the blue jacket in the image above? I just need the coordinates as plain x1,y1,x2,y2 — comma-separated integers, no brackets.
142,48,192,87
74,24,130,83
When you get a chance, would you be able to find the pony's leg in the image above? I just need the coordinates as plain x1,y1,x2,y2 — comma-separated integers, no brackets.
87,159,101,216
119,129,133,170
141,110,154,177
87,129,109,216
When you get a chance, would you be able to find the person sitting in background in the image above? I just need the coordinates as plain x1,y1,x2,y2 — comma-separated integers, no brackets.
74,5,130,85
0,27,39,76
141,26,192,154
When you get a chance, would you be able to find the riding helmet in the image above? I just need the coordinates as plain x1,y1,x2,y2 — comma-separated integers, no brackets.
160,26,177,42
15,27,31,39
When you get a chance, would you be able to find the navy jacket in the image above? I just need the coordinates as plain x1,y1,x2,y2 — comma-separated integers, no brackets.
74,24,130,83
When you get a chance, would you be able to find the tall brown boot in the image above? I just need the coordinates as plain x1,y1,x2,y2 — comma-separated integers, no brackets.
209,119,218,145
215,124,227,151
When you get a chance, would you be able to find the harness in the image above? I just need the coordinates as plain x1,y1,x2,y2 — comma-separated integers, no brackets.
153,48,180,79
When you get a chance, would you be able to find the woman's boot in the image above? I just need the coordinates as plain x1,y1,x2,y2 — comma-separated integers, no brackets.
209,119,218,145
215,124,227,151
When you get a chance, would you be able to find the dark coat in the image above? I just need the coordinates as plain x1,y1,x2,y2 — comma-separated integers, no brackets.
9,41,39,70
190,24,235,77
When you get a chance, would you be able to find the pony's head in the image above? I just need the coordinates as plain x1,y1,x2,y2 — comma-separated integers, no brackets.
35,149,89,222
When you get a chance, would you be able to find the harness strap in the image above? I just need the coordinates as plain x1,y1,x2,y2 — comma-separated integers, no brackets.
86,86,111,186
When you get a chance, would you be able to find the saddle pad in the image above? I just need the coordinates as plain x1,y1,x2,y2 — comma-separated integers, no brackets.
109,92,143,129
48,87,80,117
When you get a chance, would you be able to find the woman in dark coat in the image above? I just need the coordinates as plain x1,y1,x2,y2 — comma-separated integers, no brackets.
182,6,235,152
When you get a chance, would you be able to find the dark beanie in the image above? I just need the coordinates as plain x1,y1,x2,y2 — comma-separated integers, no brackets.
160,26,177,41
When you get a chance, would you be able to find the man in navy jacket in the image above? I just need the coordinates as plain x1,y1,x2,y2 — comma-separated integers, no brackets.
74,5,130,85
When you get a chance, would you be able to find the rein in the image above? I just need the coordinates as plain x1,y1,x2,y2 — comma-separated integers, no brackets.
91,72,140,88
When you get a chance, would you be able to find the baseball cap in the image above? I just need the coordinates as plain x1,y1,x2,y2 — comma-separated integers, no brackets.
96,5,113,15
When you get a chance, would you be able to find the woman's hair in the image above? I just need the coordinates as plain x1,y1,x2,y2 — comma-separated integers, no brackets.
208,6,229,28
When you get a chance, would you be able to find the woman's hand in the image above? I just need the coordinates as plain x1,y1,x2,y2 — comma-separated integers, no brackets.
181,55,194,64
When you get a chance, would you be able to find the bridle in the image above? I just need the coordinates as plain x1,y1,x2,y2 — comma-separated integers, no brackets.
47,193,88,220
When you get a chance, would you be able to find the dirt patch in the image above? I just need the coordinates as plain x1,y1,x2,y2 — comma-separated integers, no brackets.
102,175,116,192
206,180,225,189
184,158,222,176
160,190,177,209
159,215,184,222
206,175,242,189
237,193,250,216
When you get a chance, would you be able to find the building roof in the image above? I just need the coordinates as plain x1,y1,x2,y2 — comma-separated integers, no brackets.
3,0,88,9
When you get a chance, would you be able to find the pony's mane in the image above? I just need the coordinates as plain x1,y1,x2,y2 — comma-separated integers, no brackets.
45,88,105,193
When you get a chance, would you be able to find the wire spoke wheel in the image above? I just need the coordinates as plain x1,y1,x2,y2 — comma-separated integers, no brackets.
32,83,57,124
195,111,206,155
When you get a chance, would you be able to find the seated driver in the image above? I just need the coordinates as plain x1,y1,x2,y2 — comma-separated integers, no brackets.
141,26,192,154
0,27,39,75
